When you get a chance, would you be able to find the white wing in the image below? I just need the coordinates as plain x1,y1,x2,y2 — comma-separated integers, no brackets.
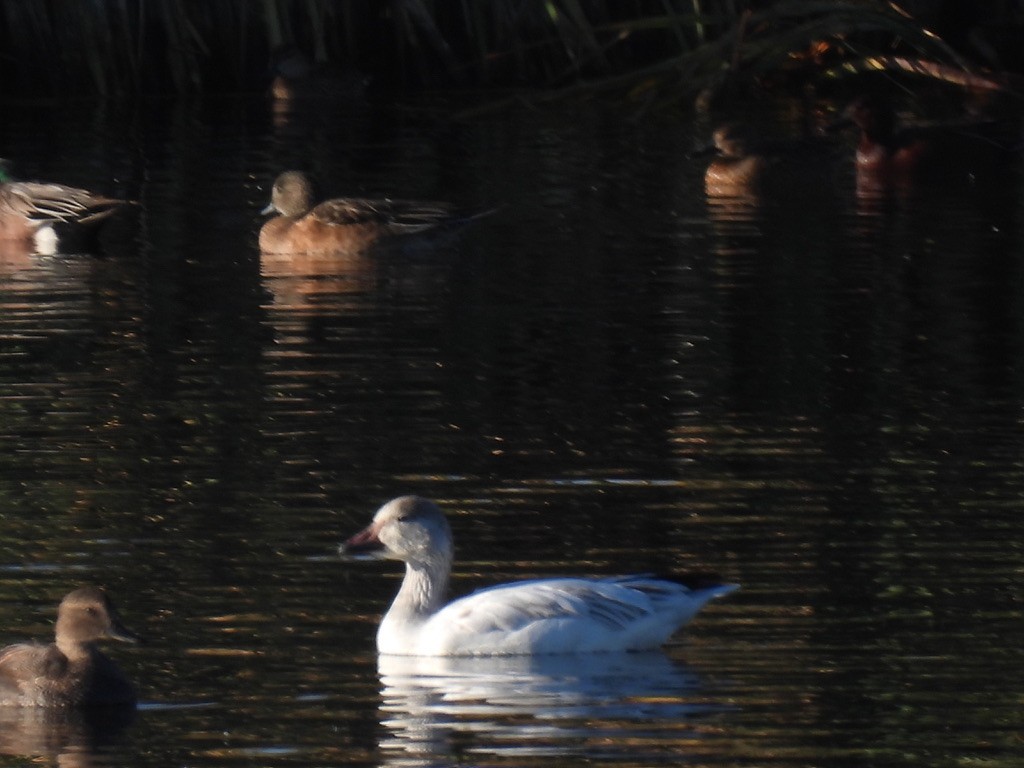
417,577,729,655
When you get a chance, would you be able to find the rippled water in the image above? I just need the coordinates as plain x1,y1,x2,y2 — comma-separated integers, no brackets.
0,95,1022,767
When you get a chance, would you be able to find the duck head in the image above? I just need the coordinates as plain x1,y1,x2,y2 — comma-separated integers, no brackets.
55,586,140,649
262,171,316,218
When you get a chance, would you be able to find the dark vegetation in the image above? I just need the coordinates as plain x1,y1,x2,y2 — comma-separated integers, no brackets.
0,1,1021,105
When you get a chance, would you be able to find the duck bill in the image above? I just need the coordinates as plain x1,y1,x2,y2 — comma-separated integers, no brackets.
260,202,278,216
339,523,386,559
108,618,142,644
686,141,718,160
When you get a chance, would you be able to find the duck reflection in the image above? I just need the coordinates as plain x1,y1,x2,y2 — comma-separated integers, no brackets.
376,652,715,764
260,249,381,311
0,705,134,767
259,241,459,329
0,240,36,275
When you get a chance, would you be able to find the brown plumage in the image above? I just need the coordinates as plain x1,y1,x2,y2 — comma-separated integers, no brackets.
0,587,140,707
832,95,1016,195
259,170,484,255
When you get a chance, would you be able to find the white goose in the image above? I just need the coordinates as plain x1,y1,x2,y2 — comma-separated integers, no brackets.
339,496,738,656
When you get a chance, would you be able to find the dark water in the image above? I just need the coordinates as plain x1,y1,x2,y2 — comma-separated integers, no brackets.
0,94,1022,767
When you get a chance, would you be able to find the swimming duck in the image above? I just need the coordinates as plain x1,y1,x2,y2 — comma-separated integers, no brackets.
259,170,482,255
698,123,771,199
0,587,140,707
339,496,738,656
0,160,134,254
695,124,838,202
835,95,932,183
832,95,1013,192
268,45,368,102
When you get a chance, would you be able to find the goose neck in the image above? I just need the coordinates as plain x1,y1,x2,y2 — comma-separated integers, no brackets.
395,559,450,618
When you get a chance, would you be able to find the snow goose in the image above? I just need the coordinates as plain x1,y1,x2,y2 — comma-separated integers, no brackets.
339,495,738,656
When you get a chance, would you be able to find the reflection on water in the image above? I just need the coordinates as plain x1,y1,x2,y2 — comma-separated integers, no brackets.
0,243,38,277
261,250,379,306
0,705,135,767
377,652,720,765
0,97,1023,768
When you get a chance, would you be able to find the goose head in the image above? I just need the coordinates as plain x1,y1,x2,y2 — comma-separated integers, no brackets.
340,495,454,569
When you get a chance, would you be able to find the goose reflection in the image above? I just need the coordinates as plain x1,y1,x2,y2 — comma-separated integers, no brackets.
0,705,134,767
376,652,720,764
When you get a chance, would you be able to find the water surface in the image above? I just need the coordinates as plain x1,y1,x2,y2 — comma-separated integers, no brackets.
0,95,1021,767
